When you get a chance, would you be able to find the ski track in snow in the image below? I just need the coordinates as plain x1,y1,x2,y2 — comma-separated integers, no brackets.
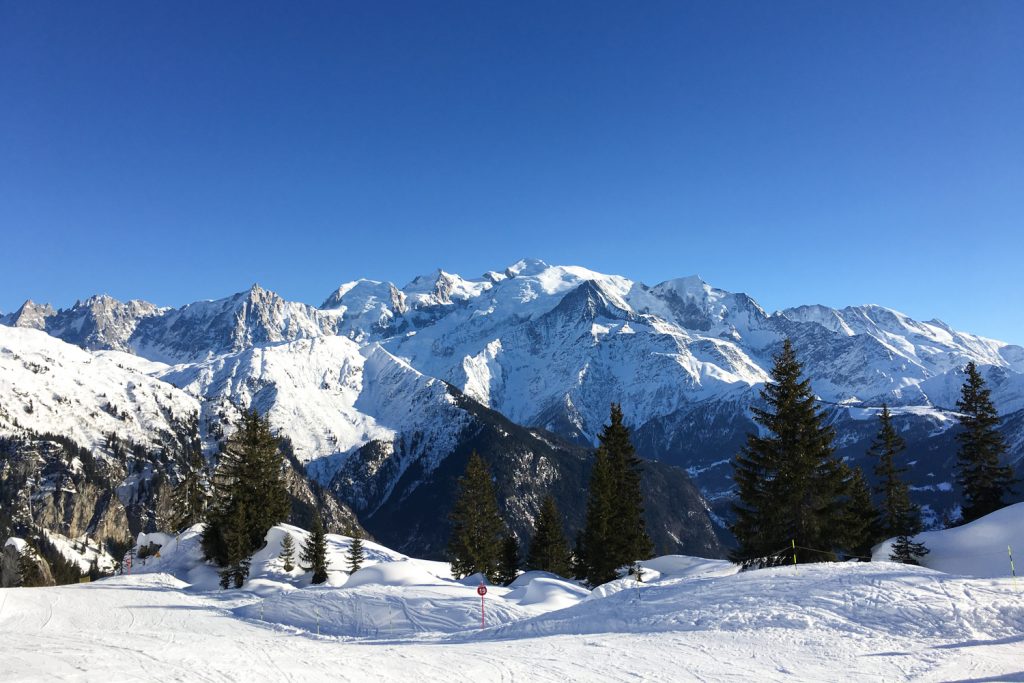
3,563,1023,682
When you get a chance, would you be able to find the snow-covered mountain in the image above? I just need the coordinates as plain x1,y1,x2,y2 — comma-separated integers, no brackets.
3,259,1022,550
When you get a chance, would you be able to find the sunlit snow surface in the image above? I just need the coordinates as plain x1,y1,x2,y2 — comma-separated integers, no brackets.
4,507,1024,681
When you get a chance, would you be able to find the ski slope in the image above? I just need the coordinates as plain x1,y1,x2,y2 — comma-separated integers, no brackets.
3,511,1024,682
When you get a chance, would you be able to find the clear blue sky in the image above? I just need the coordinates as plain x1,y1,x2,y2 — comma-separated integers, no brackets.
1,2,1022,342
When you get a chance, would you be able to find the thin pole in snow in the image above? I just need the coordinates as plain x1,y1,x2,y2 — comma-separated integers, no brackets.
1010,546,1018,592
792,540,798,573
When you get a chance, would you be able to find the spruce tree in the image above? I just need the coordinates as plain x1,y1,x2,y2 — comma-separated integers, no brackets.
495,534,520,586
17,543,48,587
345,531,364,574
730,339,848,567
279,534,296,572
576,445,617,585
219,502,251,589
526,495,573,577
447,452,509,582
169,446,208,532
202,409,290,587
871,405,915,538
576,405,652,586
868,405,928,563
301,515,330,584
955,363,1015,523
890,533,930,565
842,466,880,559
601,404,653,565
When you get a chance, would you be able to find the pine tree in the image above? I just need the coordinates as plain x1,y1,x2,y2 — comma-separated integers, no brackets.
17,543,48,587
345,531,364,574
730,339,848,567
202,410,291,588
447,452,509,582
865,405,929,563
495,534,520,585
169,446,208,532
955,362,1016,523
842,466,879,559
890,533,930,565
279,534,296,572
576,405,653,586
301,515,330,584
601,404,654,565
526,495,573,577
870,405,916,538
219,502,251,589
576,445,617,585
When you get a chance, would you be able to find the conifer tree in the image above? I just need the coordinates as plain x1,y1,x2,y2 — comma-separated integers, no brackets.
889,532,930,565
202,410,290,588
870,405,915,538
576,405,653,586
576,446,617,585
601,404,654,564
447,452,509,582
279,534,296,572
495,534,520,586
955,363,1015,523
730,339,848,567
219,502,251,589
345,531,364,574
169,446,208,532
842,466,880,559
301,515,330,584
17,543,48,587
526,495,573,577
866,405,929,563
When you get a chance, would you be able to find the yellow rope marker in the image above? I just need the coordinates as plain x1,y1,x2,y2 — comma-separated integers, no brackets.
792,539,798,573
1010,546,1018,591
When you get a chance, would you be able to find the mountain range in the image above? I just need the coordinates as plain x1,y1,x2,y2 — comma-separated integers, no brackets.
2,259,1022,556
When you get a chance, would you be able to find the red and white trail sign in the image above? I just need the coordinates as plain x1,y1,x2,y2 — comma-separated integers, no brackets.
477,583,487,628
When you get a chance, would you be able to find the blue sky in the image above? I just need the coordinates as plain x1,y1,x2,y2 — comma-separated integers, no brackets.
1,2,1022,341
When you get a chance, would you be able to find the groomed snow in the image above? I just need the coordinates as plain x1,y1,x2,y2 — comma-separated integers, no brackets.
4,508,1024,681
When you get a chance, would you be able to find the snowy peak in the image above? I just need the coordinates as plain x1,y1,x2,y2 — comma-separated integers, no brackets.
2,299,56,330
321,279,408,339
131,285,336,362
1,295,161,352
504,257,550,278
401,269,492,309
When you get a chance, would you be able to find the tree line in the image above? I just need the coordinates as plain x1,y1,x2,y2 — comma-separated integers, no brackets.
150,343,1017,590
446,404,652,587
730,340,1015,568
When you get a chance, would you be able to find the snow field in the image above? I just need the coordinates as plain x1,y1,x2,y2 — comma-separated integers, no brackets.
4,506,1024,681
873,502,1024,579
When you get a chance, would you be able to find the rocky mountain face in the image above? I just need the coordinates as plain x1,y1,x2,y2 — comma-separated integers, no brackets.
3,259,1023,559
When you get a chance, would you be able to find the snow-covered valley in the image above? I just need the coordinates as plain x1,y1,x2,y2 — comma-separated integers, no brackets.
3,504,1024,682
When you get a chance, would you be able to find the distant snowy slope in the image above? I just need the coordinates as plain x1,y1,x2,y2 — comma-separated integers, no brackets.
156,335,465,467
0,325,198,452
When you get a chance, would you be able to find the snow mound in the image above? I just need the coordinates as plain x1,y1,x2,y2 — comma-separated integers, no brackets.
640,555,737,580
132,524,413,590
503,573,589,609
344,560,444,588
470,562,1024,644
874,502,1024,578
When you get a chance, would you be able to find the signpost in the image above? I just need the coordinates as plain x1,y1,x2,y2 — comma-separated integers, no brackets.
477,583,487,629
